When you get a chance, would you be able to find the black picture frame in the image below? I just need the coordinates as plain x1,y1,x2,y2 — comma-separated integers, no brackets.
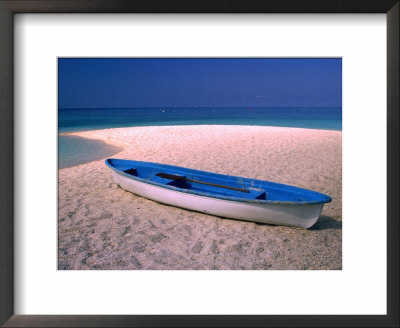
0,1,398,327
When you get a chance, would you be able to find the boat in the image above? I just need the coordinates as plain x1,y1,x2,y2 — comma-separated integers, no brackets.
105,159,331,228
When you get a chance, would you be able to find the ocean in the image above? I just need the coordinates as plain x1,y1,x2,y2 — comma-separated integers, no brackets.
58,106,341,168
58,135,122,169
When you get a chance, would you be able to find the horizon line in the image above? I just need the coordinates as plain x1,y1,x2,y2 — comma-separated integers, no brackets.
59,105,342,110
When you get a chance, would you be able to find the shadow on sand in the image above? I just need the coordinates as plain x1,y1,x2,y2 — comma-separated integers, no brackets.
310,215,342,230
250,214,341,230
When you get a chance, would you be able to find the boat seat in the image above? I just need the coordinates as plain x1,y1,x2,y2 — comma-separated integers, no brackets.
243,188,267,200
123,168,138,176
150,174,186,186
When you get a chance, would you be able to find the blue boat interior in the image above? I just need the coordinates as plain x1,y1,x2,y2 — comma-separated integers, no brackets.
120,166,267,200
106,159,332,204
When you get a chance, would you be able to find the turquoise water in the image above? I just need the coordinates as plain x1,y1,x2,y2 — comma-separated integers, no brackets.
59,107,342,132
59,135,121,169
58,106,341,168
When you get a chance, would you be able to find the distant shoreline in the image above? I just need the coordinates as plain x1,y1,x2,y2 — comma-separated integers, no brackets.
59,122,342,135
59,125,342,169
60,124,342,148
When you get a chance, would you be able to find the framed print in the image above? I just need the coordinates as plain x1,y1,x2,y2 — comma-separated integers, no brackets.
0,1,398,327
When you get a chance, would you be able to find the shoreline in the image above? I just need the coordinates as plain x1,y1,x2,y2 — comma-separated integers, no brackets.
58,125,342,270
60,123,342,137
59,125,342,168
58,135,122,169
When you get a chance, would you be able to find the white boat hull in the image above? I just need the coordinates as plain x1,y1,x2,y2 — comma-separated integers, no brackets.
111,170,323,228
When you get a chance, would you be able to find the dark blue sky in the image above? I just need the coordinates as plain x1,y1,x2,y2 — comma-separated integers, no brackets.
58,58,341,108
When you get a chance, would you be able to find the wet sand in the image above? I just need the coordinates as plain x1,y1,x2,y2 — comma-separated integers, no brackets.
58,125,342,270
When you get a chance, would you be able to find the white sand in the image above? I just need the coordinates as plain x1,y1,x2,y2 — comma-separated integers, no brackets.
58,125,342,270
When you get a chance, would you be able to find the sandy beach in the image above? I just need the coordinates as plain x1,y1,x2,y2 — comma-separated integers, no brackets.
58,125,342,270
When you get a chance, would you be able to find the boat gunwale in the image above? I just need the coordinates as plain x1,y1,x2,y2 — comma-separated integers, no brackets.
105,159,331,206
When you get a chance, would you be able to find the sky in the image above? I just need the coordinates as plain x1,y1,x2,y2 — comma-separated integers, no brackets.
58,58,342,108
